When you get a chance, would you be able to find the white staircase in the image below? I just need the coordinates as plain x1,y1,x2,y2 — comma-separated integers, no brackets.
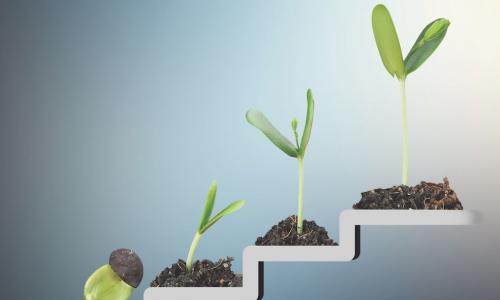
144,209,478,300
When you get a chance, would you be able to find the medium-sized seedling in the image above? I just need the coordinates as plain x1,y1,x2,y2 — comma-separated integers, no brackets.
372,4,450,185
246,89,314,234
186,180,245,272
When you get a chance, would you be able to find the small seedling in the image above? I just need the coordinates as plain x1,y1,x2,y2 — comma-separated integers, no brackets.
246,89,314,234
186,180,245,272
372,4,450,185
84,248,143,300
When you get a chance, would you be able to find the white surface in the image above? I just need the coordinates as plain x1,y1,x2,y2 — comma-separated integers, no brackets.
144,209,478,300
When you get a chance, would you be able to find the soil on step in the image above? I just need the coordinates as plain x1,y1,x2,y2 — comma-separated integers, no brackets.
150,257,242,287
255,215,338,246
353,177,463,210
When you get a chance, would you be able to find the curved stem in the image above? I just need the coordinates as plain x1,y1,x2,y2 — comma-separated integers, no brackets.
400,79,409,185
297,156,304,234
186,232,202,272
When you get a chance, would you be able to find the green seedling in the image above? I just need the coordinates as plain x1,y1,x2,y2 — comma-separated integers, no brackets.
186,180,245,272
372,4,450,185
246,89,314,234
84,249,143,300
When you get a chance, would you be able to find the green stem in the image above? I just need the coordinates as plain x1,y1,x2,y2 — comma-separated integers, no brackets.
294,132,300,149
400,79,409,185
297,156,304,234
186,232,202,272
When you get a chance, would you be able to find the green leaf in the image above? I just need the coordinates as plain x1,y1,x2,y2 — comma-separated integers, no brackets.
291,118,298,132
404,18,450,75
291,118,299,148
246,110,299,157
372,4,405,80
197,180,217,233
299,89,314,156
199,200,245,234
84,265,134,300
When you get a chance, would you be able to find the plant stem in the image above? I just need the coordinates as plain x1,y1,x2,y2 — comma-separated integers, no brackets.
297,156,304,234
399,79,409,185
186,232,202,272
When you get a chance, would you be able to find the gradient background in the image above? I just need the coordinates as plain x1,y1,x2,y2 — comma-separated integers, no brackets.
1,0,499,299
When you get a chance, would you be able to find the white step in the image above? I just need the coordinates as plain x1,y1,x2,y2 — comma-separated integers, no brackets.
144,209,479,300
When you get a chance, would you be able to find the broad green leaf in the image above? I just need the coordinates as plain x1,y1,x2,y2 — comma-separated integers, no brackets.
84,265,134,300
197,181,217,233
246,110,298,157
372,4,405,80
199,200,245,234
404,18,450,75
299,89,314,156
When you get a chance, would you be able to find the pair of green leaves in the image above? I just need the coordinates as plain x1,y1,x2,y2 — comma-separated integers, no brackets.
246,89,315,158
372,4,450,80
197,181,245,235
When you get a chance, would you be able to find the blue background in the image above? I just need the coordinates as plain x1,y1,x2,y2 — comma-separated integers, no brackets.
1,1,499,299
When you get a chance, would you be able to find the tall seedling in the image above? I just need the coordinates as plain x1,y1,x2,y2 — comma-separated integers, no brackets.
372,4,450,185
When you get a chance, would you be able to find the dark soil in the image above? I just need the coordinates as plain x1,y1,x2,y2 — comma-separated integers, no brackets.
353,177,463,210
150,257,242,287
255,215,338,246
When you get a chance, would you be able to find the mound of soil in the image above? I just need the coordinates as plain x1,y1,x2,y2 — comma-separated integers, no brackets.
255,215,338,246
150,257,242,287
353,177,463,210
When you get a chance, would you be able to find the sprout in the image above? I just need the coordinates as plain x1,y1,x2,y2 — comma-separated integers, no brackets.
246,89,315,234
186,180,245,272
84,249,143,300
372,4,450,185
